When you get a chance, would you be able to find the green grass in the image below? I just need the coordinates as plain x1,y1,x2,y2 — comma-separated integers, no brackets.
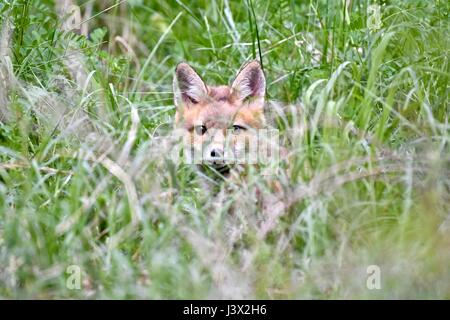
0,0,449,299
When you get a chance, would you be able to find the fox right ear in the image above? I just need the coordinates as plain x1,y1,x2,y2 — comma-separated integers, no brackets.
173,62,207,107
231,60,265,103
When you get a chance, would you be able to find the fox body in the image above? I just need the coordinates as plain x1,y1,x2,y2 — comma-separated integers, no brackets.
173,60,267,174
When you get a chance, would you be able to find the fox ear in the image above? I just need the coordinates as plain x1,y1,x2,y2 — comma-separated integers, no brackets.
173,62,207,107
231,60,265,103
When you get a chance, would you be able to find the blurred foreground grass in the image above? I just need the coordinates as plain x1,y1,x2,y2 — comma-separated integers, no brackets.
0,0,449,298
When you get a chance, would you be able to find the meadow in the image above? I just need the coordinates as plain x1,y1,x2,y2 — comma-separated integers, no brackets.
0,0,449,298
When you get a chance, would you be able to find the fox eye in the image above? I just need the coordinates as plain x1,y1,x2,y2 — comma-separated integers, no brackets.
194,125,207,135
186,95,198,104
231,125,246,134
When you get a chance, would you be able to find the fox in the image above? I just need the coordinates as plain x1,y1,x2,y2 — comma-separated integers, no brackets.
172,60,269,176
173,60,286,238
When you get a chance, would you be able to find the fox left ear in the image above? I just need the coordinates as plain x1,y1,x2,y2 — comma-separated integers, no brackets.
231,60,265,103
173,62,207,108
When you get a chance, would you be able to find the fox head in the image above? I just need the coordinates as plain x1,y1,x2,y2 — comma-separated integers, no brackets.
173,60,266,174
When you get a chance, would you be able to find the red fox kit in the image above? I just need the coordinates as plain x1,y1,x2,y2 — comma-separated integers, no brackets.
173,60,267,176
173,60,285,237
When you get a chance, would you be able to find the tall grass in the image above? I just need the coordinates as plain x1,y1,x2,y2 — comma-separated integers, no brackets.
0,0,449,298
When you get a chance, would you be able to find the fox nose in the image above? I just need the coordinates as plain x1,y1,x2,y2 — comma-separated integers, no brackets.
210,148,223,158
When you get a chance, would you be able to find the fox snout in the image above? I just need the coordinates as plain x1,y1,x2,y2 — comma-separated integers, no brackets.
209,148,223,159
191,128,228,166
206,145,224,164
202,129,226,164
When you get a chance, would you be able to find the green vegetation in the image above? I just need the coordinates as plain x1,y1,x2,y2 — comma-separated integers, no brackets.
0,0,449,298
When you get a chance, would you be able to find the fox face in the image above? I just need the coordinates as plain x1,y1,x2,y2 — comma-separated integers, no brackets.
173,60,266,174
